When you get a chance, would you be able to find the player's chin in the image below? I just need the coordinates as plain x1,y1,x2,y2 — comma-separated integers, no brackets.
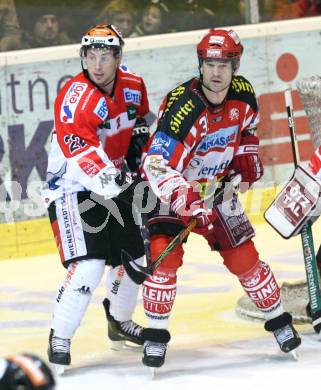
94,78,108,87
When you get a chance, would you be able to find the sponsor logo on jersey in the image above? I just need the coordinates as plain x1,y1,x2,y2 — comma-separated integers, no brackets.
93,97,108,120
170,99,196,133
61,82,87,123
127,105,136,120
197,126,238,152
197,159,230,177
165,85,185,113
229,108,239,121
124,88,141,105
77,150,106,177
231,78,254,94
189,157,202,168
149,131,178,159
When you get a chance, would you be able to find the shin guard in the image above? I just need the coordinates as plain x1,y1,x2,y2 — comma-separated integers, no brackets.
238,260,283,319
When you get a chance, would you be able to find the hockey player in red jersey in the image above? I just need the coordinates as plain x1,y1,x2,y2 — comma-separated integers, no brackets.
139,28,301,368
42,24,151,372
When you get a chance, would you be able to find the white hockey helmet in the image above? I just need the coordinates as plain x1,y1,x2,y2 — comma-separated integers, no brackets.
80,24,124,58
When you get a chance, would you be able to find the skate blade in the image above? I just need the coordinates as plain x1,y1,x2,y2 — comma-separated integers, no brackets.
50,363,67,376
150,367,156,379
290,350,299,361
110,340,143,352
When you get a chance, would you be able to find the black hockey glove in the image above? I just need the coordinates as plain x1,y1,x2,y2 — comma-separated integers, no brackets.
126,117,150,172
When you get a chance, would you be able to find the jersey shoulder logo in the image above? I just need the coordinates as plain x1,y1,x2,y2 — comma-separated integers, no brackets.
94,97,108,121
61,82,88,123
159,80,205,141
228,76,258,112
123,87,141,105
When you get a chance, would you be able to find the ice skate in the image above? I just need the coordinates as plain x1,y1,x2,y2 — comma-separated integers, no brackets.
142,340,167,369
103,298,145,351
141,328,171,376
47,329,71,375
265,312,301,356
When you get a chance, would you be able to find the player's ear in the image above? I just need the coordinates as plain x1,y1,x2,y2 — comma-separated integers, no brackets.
233,60,240,74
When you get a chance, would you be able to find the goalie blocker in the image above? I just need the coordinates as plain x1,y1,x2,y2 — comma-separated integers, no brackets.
265,165,321,239
265,165,321,332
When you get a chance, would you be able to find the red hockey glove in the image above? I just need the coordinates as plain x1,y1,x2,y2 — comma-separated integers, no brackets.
170,186,217,236
232,134,263,187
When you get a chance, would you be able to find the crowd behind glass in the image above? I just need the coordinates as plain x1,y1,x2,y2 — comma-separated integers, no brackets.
0,0,321,52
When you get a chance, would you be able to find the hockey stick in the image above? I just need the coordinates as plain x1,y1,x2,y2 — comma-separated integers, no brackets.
122,174,241,284
285,87,321,332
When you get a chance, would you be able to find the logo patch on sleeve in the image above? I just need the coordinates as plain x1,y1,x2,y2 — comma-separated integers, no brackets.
61,82,87,123
94,97,108,120
149,131,178,159
77,150,106,177
124,88,141,105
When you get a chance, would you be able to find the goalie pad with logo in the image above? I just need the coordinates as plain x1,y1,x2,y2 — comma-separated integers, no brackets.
265,165,321,238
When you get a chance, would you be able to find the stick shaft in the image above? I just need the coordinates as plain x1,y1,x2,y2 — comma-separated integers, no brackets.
284,87,300,166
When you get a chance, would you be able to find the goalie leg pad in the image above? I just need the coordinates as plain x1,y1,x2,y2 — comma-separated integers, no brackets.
51,259,105,339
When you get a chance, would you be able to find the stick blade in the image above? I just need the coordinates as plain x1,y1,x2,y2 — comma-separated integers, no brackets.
121,249,149,285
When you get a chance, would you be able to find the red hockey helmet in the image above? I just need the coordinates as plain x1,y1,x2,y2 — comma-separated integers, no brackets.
197,29,243,61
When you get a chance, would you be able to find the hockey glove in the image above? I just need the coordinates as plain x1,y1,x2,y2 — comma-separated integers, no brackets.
231,134,263,187
126,117,150,173
171,186,216,236
114,165,132,187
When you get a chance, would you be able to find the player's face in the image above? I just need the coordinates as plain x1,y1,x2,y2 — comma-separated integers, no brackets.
85,48,119,88
201,59,236,94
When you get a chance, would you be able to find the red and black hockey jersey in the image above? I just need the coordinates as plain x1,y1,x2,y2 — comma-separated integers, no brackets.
141,75,259,201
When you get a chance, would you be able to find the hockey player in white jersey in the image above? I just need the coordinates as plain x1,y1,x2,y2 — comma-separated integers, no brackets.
42,24,151,372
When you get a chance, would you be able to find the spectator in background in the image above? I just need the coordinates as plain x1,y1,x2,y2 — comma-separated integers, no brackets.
0,0,22,51
259,0,300,21
297,0,321,16
131,0,170,37
174,0,215,31
21,10,74,49
171,0,244,32
97,0,136,38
